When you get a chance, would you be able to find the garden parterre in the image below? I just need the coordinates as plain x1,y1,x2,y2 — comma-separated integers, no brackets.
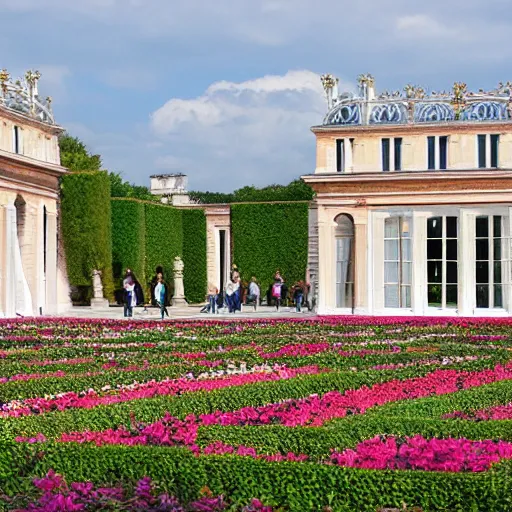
2,317,512,510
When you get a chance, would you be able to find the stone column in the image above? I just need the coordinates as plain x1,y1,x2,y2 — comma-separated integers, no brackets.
172,257,187,306
0,205,7,317
45,211,58,314
317,216,335,314
353,219,368,313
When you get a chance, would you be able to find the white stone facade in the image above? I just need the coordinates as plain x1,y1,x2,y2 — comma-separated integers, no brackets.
0,103,70,317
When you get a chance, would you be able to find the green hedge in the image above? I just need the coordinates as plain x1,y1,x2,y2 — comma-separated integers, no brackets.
111,199,146,286
182,209,207,303
2,442,511,511
60,172,114,301
231,203,309,289
144,203,183,291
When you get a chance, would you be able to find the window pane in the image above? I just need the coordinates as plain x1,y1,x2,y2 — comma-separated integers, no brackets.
427,136,435,170
385,218,399,238
478,134,486,168
476,239,489,260
494,285,503,308
446,217,457,238
385,240,399,260
446,262,458,284
427,239,442,260
446,285,458,308
490,134,499,168
402,262,412,285
401,286,411,308
382,138,390,172
336,139,345,173
385,285,399,308
384,262,399,283
476,261,489,284
476,285,489,308
428,261,442,283
476,216,489,238
494,261,502,284
493,216,502,238
446,239,458,261
428,284,442,307
427,217,442,238
402,239,412,261
394,138,402,171
494,239,502,261
439,136,448,170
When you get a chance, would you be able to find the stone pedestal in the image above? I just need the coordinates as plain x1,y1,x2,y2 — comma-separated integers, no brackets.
172,256,188,306
90,297,109,309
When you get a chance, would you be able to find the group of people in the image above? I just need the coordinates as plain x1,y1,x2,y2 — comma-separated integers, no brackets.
202,266,309,314
122,266,170,320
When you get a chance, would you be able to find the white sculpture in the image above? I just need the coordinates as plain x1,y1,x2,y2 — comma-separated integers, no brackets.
172,256,187,306
90,269,109,309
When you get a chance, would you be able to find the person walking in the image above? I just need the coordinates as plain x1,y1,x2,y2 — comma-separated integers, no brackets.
272,278,283,312
293,281,305,313
123,274,136,318
225,274,241,314
154,274,169,320
150,266,164,306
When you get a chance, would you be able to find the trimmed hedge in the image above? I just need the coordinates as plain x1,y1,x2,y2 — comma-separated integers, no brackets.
60,172,114,301
144,203,183,292
2,442,512,511
231,202,309,288
111,199,146,286
182,209,207,303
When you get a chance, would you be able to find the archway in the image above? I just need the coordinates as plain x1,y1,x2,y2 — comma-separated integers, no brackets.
334,214,355,309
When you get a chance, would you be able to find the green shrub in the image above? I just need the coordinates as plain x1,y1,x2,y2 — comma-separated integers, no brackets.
111,199,146,289
182,209,207,303
60,172,114,301
144,203,183,290
231,203,309,288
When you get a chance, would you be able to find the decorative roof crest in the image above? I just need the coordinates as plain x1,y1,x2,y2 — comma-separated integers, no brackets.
0,68,54,124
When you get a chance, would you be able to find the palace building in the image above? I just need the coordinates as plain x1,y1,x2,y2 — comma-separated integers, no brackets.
0,69,70,317
303,74,512,316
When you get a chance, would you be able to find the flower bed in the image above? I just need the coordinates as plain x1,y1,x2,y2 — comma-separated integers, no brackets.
2,316,512,511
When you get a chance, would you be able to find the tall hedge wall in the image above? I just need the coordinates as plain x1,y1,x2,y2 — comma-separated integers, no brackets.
111,199,146,286
60,172,114,301
144,203,183,288
231,202,309,289
182,209,207,303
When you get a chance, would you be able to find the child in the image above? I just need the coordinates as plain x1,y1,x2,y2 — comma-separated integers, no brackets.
207,282,219,314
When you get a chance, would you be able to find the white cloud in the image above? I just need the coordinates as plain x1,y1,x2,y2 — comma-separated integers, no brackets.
149,70,344,190
395,14,469,41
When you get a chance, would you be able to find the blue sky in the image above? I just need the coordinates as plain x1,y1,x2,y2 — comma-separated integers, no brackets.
2,0,511,191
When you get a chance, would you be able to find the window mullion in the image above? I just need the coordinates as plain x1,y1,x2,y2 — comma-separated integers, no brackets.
489,217,494,308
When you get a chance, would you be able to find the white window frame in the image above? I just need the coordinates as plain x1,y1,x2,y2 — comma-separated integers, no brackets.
384,216,412,308
381,137,402,171
476,134,499,169
426,135,449,170
426,216,458,310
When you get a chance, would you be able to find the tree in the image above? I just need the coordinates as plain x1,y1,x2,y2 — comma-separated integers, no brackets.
59,134,102,172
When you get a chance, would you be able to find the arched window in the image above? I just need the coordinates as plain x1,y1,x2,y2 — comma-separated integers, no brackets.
335,214,354,309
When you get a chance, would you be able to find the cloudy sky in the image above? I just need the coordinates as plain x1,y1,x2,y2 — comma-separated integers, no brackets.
2,0,511,191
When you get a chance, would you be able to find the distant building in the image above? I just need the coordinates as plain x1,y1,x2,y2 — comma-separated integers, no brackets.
0,69,70,316
303,74,512,316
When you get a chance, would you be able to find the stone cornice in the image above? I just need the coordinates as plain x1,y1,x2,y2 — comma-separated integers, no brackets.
0,149,68,177
0,105,63,135
311,121,512,136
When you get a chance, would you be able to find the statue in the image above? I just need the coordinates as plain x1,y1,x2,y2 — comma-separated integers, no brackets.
172,256,187,306
90,269,109,309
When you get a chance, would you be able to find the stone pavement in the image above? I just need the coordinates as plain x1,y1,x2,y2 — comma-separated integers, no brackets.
58,304,317,320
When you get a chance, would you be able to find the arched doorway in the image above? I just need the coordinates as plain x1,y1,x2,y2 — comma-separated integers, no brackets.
335,214,355,309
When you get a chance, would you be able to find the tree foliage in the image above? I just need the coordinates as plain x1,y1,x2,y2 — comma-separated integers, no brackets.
58,134,102,172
